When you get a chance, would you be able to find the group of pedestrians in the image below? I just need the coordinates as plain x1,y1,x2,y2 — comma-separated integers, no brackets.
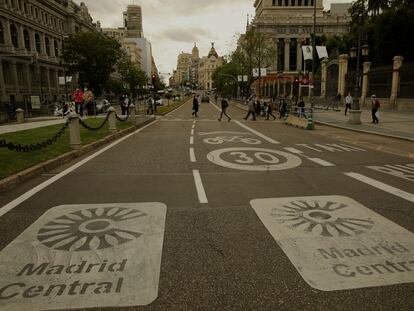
244,96,286,121
73,87,95,117
344,91,381,123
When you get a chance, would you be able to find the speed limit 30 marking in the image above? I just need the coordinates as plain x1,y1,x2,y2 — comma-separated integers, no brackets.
207,148,302,171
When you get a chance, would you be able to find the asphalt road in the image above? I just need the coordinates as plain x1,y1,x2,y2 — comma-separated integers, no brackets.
0,99,413,311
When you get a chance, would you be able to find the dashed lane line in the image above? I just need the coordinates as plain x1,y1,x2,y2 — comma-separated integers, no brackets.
0,120,160,218
193,170,208,204
190,136,194,145
344,172,414,203
190,148,196,163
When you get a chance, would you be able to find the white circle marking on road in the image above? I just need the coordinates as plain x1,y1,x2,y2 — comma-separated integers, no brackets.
207,147,302,171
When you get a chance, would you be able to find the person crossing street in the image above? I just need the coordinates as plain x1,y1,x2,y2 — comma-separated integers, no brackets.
218,97,231,121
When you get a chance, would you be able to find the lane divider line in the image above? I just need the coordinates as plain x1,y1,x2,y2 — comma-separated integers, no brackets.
0,120,159,218
191,129,194,135
235,121,280,144
193,170,208,204
190,136,194,145
190,148,196,163
284,147,303,154
305,157,335,167
344,172,414,203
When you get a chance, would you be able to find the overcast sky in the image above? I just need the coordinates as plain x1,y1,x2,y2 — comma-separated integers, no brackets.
77,0,353,79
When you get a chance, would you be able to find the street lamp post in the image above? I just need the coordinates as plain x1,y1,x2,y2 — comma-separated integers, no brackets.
348,29,369,124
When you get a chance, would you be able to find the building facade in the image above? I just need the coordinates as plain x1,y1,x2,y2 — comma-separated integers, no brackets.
250,0,351,96
103,4,155,79
0,0,101,112
198,43,223,90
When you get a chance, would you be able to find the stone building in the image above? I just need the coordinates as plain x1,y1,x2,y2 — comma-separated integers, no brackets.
250,0,351,96
0,0,101,112
176,52,191,86
103,5,156,78
198,43,223,90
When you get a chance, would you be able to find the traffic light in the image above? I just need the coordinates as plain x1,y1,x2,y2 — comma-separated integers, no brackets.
151,74,157,85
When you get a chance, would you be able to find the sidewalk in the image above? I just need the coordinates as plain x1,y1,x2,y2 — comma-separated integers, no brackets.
314,108,414,142
230,100,414,142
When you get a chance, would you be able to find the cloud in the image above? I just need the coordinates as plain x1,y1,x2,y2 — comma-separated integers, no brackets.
155,27,214,43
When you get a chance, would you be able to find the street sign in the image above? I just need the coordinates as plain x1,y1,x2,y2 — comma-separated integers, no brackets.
0,203,167,310
252,68,267,78
238,75,243,82
251,195,414,291
30,96,41,109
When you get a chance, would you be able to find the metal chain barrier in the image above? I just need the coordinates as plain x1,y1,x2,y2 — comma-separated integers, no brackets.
0,120,70,152
79,111,110,131
115,112,129,122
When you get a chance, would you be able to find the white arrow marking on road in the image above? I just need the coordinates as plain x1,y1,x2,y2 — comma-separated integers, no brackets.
345,172,414,203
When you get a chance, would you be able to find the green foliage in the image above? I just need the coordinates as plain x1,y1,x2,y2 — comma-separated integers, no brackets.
62,32,123,96
212,62,240,97
107,78,127,96
117,54,148,98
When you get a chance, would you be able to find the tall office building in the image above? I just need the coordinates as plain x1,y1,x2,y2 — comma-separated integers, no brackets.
123,5,143,38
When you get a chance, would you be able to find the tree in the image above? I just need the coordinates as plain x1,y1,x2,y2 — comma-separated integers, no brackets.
117,54,148,99
231,27,277,95
62,32,123,96
212,62,240,97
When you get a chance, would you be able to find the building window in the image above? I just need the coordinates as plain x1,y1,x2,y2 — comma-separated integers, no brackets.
305,0,309,6
35,7,38,19
291,0,295,5
277,39,285,71
23,2,27,13
272,0,276,5
17,64,25,86
0,22,4,44
54,40,59,57
298,0,302,5
23,29,30,50
10,24,18,48
11,0,15,8
35,33,41,53
3,62,12,85
285,0,289,6
310,0,314,6
45,37,50,55
278,0,282,5
290,39,297,71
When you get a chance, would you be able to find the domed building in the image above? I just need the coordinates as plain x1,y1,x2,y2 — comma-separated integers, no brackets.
198,43,224,90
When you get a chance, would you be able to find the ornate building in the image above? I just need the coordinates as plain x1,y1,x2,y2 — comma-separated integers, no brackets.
0,0,101,113
198,43,223,90
250,0,351,96
175,52,191,86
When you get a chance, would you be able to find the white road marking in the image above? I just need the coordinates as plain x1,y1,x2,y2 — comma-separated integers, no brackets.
284,147,303,154
190,136,194,145
0,121,159,218
192,170,208,204
235,121,280,144
199,131,249,136
306,157,335,167
295,144,323,152
191,129,194,135
251,195,414,291
368,165,414,182
210,101,221,112
190,148,196,162
345,172,414,203
386,164,414,173
207,147,302,171
0,203,167,308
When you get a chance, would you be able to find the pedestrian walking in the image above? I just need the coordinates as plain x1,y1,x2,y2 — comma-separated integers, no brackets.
243,96,256,121
345,92,353,116
279,98,287,119
73,87,84,117
215,94,218,104
84,88,94,116
371,94,380,124
266,97,277,120
192,94,199,118
121,95,130,115
146,96,154,115
255,96,262,116
297,96,306,118
218,97,231,121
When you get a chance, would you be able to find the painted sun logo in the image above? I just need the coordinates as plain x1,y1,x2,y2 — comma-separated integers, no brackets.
271,200,374,237
37,207,147,251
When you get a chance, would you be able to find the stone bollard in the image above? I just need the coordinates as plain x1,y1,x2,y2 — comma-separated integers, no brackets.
16,108,25,123
128,104,136,123
68,112,81,149
107,106,117,133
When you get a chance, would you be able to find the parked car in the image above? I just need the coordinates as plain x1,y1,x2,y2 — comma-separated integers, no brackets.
201,95,209,103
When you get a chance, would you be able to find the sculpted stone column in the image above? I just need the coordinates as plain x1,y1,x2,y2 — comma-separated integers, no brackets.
390,56,404,109
11,61,20,94
320,58,328,98
338,54,349,97
284,38,290,72
296,41,302,71
360,61,371,108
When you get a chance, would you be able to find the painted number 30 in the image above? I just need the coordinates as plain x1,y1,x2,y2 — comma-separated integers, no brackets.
230,152,280,164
